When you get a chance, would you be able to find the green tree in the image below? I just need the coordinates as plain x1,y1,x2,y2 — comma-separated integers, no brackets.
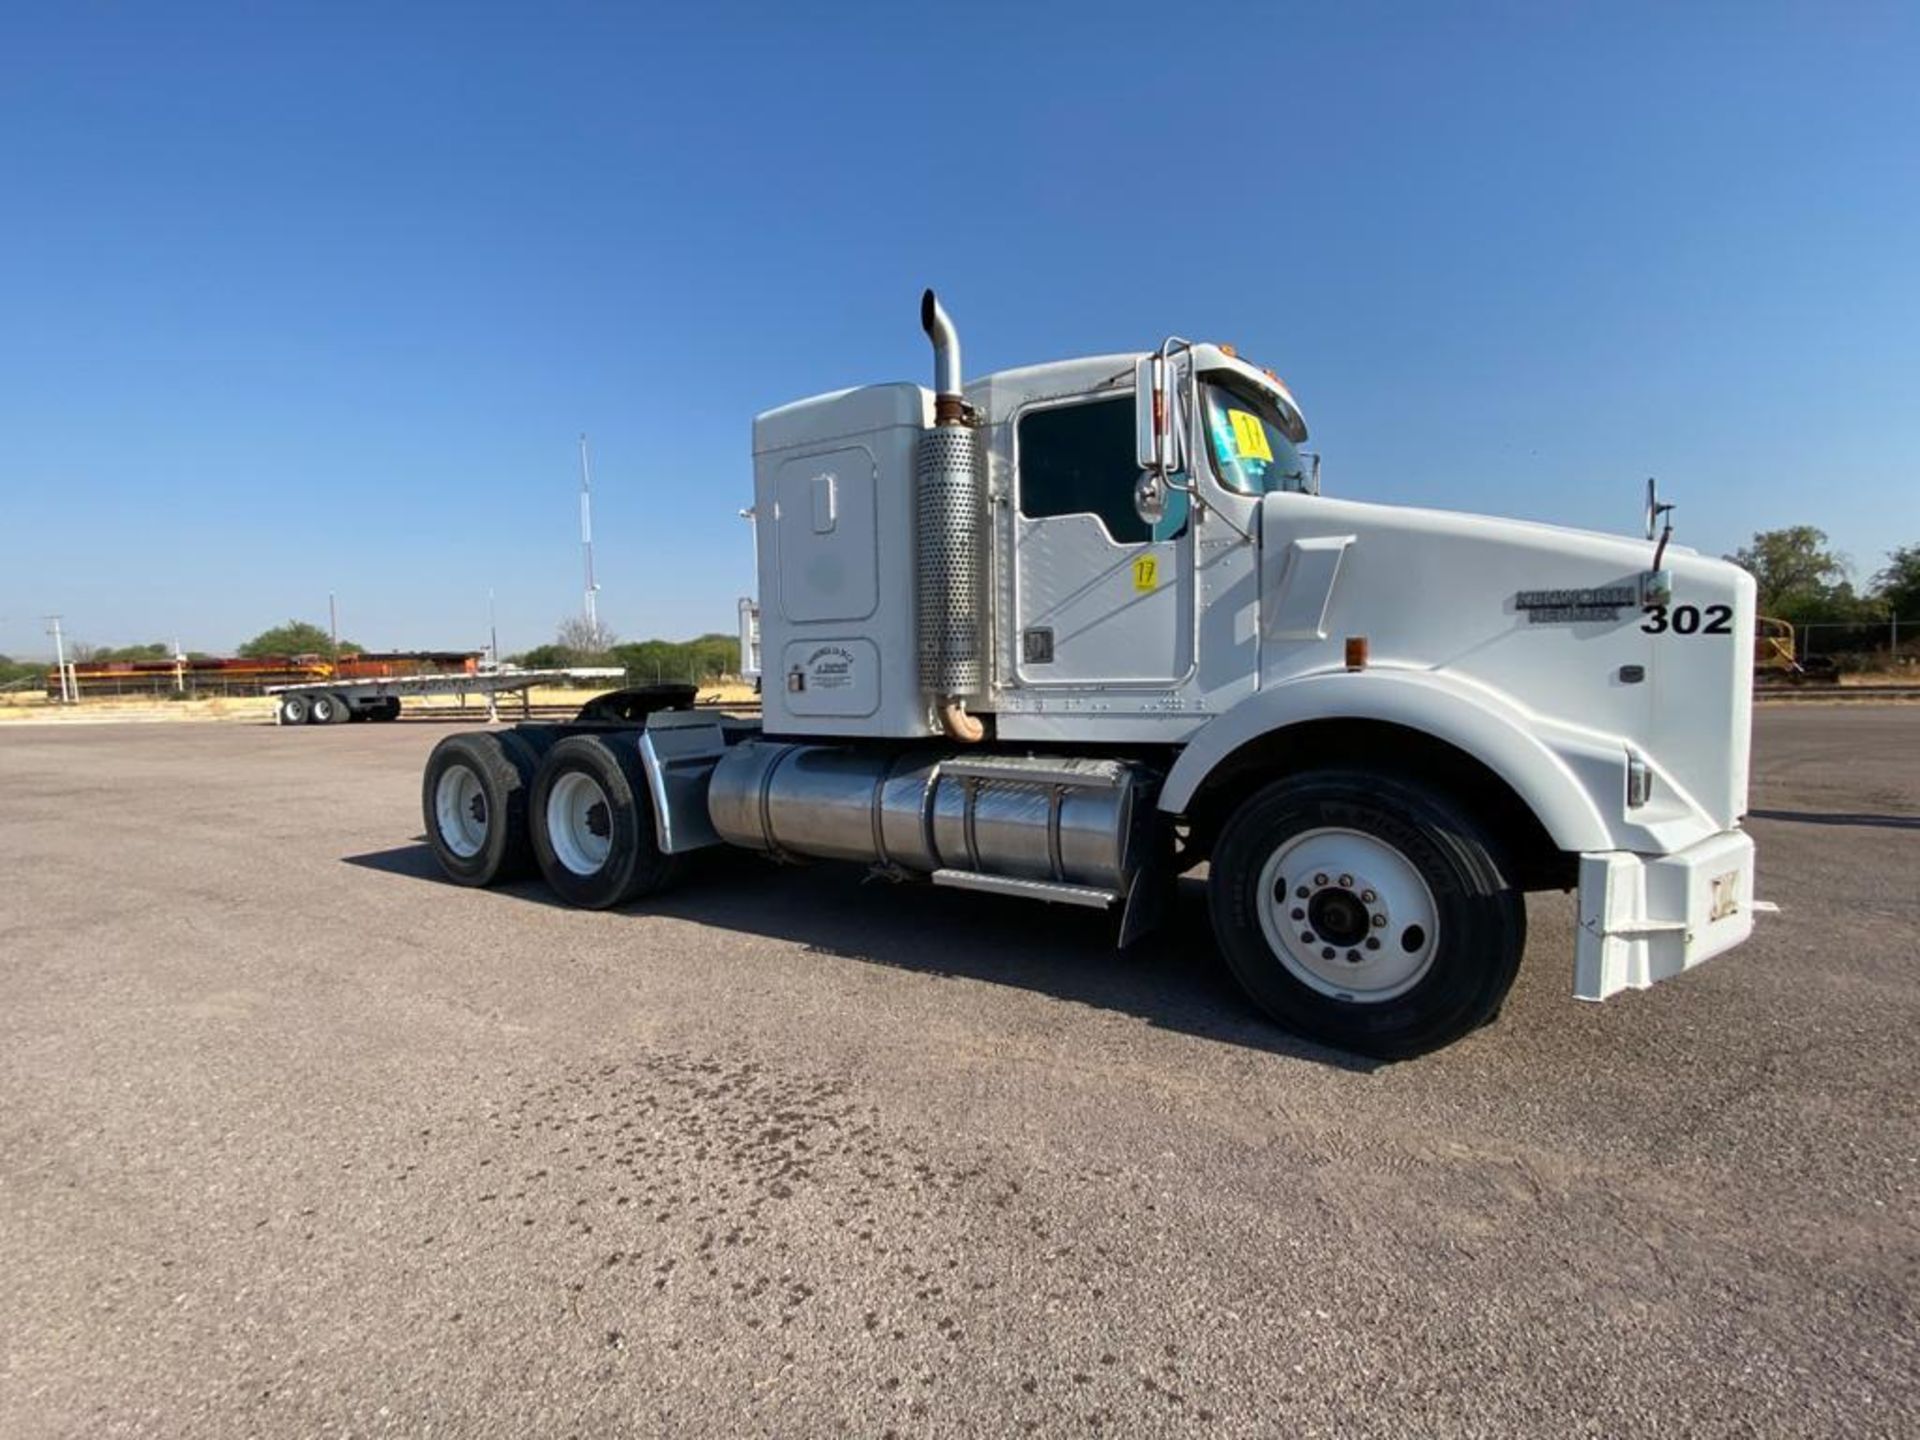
513,626,742,685
88,642,174,662
0,653,43,688
1725,528,1881,624
610,633,740,683
238,621,362,658
513,643,577,669
1872,544,1920,619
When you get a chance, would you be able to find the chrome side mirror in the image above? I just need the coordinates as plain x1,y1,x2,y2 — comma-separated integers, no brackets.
1644,476,1676,542
1134,354,1183,477
1134,470,1166,526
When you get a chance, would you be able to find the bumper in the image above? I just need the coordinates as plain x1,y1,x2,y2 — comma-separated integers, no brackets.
1574,829,1755,1001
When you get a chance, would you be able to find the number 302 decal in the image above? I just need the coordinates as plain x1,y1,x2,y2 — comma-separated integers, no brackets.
1642,603,1734,636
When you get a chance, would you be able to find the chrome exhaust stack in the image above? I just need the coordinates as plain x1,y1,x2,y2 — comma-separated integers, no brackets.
921,288,964,427
916,289,983,742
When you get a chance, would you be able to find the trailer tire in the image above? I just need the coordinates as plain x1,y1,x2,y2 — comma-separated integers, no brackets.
278,694,310,726
422,731,542,887
529,734,677,909
1207,769,1524,1060
372,697,402,722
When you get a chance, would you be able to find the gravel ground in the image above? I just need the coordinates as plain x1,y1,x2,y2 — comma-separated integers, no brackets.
0,708,1914,1438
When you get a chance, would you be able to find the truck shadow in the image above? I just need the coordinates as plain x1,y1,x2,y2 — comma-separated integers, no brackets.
1748,808,1920,831
342,842,1378,1072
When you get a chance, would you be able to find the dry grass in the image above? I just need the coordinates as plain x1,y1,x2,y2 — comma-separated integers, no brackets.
0,693,276,724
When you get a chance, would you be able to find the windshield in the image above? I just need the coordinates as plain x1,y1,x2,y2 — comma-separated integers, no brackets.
1200,377,1310,496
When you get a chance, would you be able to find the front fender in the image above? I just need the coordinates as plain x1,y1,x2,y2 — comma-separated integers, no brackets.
1159,669,1635,854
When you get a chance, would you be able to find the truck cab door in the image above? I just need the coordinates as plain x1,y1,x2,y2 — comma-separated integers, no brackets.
1011,394,1194,687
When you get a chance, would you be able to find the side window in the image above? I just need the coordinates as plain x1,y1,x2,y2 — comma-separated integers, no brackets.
1018,397,1162,545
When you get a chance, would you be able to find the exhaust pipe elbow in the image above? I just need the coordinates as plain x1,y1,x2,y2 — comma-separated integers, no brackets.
921,289,964,424
937,696,984,744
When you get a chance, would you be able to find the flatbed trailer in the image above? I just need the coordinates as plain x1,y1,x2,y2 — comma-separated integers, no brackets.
266,668,624,726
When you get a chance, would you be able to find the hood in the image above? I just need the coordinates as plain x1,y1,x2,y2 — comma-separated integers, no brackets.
1259,491,1754,835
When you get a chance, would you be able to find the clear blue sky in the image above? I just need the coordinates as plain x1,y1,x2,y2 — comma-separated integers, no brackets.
3,2,1916,658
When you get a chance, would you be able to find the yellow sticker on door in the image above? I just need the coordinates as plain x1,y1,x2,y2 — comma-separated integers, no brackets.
1227,409,1273,462
1132,555,1159,592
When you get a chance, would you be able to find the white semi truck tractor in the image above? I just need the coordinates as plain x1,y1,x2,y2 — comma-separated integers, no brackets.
421,292,1758,1057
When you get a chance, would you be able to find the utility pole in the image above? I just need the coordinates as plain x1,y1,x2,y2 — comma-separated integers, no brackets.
328,592,340,675
44,615,72,704
579,434,601,648
488,588,499,671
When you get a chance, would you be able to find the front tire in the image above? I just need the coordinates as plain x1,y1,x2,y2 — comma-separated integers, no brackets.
529,735,677,909
1207,770,1524,1059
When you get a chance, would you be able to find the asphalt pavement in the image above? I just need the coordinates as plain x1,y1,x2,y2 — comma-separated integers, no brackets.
1,707,1914,1437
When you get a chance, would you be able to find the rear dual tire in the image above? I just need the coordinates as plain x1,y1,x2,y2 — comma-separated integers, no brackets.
421,729,675,909
527,735,678,908
422,730,552,886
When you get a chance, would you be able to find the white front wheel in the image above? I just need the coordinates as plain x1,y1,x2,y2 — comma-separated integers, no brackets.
1208,770,1526,1059
1254,827,1440,1004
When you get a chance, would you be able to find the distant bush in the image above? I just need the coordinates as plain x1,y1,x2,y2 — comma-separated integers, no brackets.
238,621,362,658
611,633,739,684
506,631,741,687
0,654,44,688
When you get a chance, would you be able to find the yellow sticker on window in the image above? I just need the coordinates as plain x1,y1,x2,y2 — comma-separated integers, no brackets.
1132,555,1159,592
1228,409,1273,462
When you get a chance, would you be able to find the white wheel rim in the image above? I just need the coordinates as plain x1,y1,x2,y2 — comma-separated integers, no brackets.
434,764,488,859
546,771,613,876
1254,827,1439,1003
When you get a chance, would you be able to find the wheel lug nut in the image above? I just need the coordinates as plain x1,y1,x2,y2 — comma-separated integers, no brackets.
1299,931,1315,945
1365,936,1380,950
1321,947,1336,961
1346,950,1361,963
1339,874,1354,888
1314,873,1328,887
1371,914,1387,928
1361,890,1376,904
1290,908,1305,921
1296,886,1310,900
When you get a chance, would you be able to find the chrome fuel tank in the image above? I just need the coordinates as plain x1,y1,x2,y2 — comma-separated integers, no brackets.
707,742,1150,893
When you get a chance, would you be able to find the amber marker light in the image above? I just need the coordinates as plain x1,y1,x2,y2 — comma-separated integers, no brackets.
1345,636,1370,671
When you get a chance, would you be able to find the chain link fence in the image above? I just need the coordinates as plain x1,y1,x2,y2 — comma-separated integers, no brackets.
1792,618,1919,672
